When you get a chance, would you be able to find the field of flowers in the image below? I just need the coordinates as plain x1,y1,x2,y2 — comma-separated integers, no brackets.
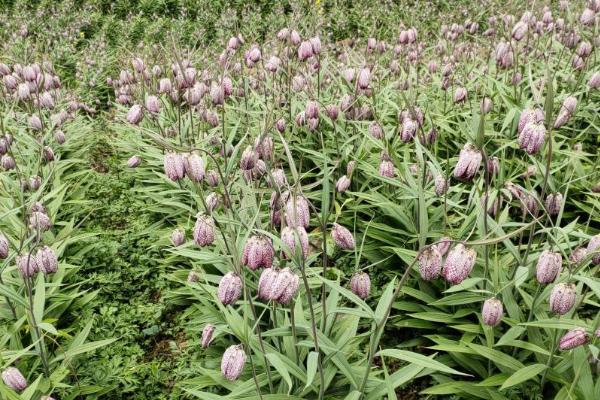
1,0,599,399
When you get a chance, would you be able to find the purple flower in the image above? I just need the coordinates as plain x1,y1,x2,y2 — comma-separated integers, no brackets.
559,328,589,350
418,246,442,281
453,143,482,181
518,122,546,154
0,233,9,259
535,250,562,284
549,283,576,315
336,175,351,193
36,246,58,274
242,236,274,270
482,298,504,326
281,226,309,259
587,234,600,265
193,214,215,247
185,153,205,182
127,104,143,124
2,367,27,391
442,243,476,284
201,324,215,349
171,228,185,247
217,272,242,305
283,192,310,228
221,345,246,381
164,152,186,181
350,272,371,299
332,223,355,250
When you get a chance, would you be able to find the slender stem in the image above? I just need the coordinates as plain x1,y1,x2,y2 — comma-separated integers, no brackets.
298,259,325,400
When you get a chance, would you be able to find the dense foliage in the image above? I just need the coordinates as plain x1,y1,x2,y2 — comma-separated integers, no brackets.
1,1,599,399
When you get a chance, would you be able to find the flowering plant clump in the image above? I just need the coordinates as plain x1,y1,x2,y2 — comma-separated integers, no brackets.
1,0,599,398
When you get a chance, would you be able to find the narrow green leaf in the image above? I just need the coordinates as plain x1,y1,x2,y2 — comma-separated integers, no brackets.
265,353,293,393
500,364,546,390
305,351,319,389
377,349,470,376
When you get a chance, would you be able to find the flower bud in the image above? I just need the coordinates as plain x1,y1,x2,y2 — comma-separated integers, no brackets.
17,82,30,100
269,169,287,189
587,234,600,265
29,115,42,131
28,175,41,191
145,95,160,114
453,143,482,181
283,192,310,228
276,118,286,133
254,136,274,161
512,21,528,40
39,92,55,109
242,235,274,270
332,223,355,250
368,122,383,139
486,156,500,177
281,226,309,259
1,154,15,170
210,82,225,105
127,155,141,168
357,68,370,89
0,233,8,259
36,246,58,274
453,87,467,103
518,122,546,154
442,243,476,284
205,192,219,212
171,228,185,247
159,78,172,93
258,268,278,300
16,253,39,277
298,41,314,61
164,152,185,181
206,170,219,187
240,146,257,171
54,130,66,144
325,104,339,121
549,283,576,315
29,211,52,231
589,71,600,89
1,367,27,391
481,97,493,114
536,250,562,284
43,146,55,162
418,246,442,280
518,108,545,133
201,324,215,348
127,104,143,124
400,118,417,143
350,272,370,299
269,267,299,304
185,153,205,182
482,298,504,326
218,272,242,305
187,271,200,282
193,214,215,247
580,8,596,26
545,192,563,215
559,328,589,350
336,175,351,193
310,36,321,55
569,247,587,267
434,175,448,196
221,344,246,381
